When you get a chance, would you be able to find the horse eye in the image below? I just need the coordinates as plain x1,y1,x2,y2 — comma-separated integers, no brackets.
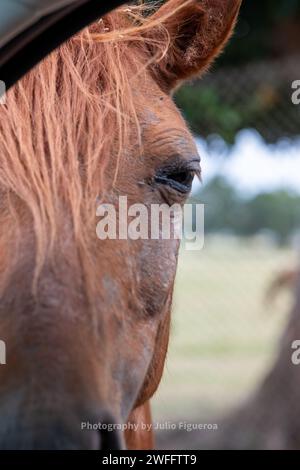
154,166,197,194
169,170,194,187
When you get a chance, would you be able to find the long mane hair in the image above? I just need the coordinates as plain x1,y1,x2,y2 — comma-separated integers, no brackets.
0,1,191,294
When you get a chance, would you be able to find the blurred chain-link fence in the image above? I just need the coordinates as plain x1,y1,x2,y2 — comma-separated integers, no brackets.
176,55,300,145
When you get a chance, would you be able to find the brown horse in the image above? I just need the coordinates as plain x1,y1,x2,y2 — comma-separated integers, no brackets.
0,0,240,449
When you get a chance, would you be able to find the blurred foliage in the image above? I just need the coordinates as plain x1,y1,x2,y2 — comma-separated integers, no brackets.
176,85,244,145
174,0,300,144
175,74,300,144
175,86,241,145
193,176,300,244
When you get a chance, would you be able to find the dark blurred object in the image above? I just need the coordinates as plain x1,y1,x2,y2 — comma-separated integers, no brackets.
201,271,300,450
218,0,300,66
266,269,300,305
0,0,126,89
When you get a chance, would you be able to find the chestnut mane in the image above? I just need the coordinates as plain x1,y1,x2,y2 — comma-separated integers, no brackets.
0,1,190,293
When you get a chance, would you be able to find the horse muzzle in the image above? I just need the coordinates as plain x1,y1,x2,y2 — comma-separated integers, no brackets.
0,406,124,449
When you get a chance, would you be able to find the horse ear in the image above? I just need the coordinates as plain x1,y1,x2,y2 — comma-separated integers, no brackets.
151,0,241,92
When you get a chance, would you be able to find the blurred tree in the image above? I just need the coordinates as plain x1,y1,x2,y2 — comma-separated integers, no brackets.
193,176,243,233
193,177,300,243
240,191,300,244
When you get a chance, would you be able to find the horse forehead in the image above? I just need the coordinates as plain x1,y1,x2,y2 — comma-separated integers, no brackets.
140,110,197,156
146,126,197,155
134,85,197,156
138,94,192,132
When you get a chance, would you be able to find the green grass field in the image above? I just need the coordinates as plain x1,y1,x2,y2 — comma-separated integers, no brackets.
152,236,295,422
